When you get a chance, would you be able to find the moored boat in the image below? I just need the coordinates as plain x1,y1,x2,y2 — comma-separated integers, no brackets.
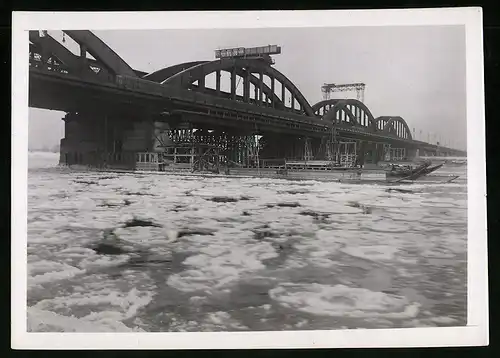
384,160,445,181
445,159,467,167
84,154,457,185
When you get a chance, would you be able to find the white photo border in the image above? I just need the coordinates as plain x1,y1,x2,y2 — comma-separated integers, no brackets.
11,8,488,349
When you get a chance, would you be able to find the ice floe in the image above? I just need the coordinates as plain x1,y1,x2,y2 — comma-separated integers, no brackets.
269,283,421,319
26,152,467,331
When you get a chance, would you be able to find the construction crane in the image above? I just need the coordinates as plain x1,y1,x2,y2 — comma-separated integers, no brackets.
321,83,366,103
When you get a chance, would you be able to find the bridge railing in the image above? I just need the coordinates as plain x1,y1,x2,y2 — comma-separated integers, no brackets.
135,152,163,171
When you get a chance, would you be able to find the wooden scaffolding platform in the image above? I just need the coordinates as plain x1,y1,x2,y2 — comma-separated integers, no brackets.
135,143,222,173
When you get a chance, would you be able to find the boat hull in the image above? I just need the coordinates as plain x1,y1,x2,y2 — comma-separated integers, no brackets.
61,159,459,185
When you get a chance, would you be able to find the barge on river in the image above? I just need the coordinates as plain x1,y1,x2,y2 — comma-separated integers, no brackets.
64,140,458,184
121,143,458,184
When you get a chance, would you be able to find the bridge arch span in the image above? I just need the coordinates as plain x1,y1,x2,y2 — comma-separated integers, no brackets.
161,58,315,117
375,116,413,140
142,61,206,82
144,61,285,109
313,99,376,130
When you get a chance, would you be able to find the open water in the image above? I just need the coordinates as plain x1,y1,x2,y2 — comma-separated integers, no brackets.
26,152,467,332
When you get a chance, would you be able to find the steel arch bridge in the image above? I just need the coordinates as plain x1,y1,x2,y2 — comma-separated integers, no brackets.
29,30,413,138
29,30,465,166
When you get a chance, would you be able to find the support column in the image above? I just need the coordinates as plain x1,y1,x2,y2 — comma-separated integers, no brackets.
254,81,259,104
270,76,275,108
230,67,237,100
243,69,250,103
259,71,264,104
199,72,205,90
373,143,381,163
281,84,286,108
357,141,365,166
216,70,221,95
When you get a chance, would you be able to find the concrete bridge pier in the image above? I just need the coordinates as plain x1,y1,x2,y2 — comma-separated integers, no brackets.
59,111,108,167
59,112,158,169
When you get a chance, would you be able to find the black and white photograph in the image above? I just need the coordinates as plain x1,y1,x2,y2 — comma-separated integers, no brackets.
12,9,488,349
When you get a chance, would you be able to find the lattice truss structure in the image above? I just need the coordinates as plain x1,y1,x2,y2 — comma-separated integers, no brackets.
321,83,366,103
153,128,261,167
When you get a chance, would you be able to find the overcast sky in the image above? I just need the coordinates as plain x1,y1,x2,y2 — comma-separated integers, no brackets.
29,25,467,150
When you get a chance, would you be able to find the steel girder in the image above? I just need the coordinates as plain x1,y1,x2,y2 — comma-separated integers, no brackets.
63,30,137,77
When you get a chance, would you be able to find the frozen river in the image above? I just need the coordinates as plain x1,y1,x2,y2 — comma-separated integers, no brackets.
26,152,467,332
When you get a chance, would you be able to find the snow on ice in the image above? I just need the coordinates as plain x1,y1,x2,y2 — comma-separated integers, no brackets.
25,152,467,332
